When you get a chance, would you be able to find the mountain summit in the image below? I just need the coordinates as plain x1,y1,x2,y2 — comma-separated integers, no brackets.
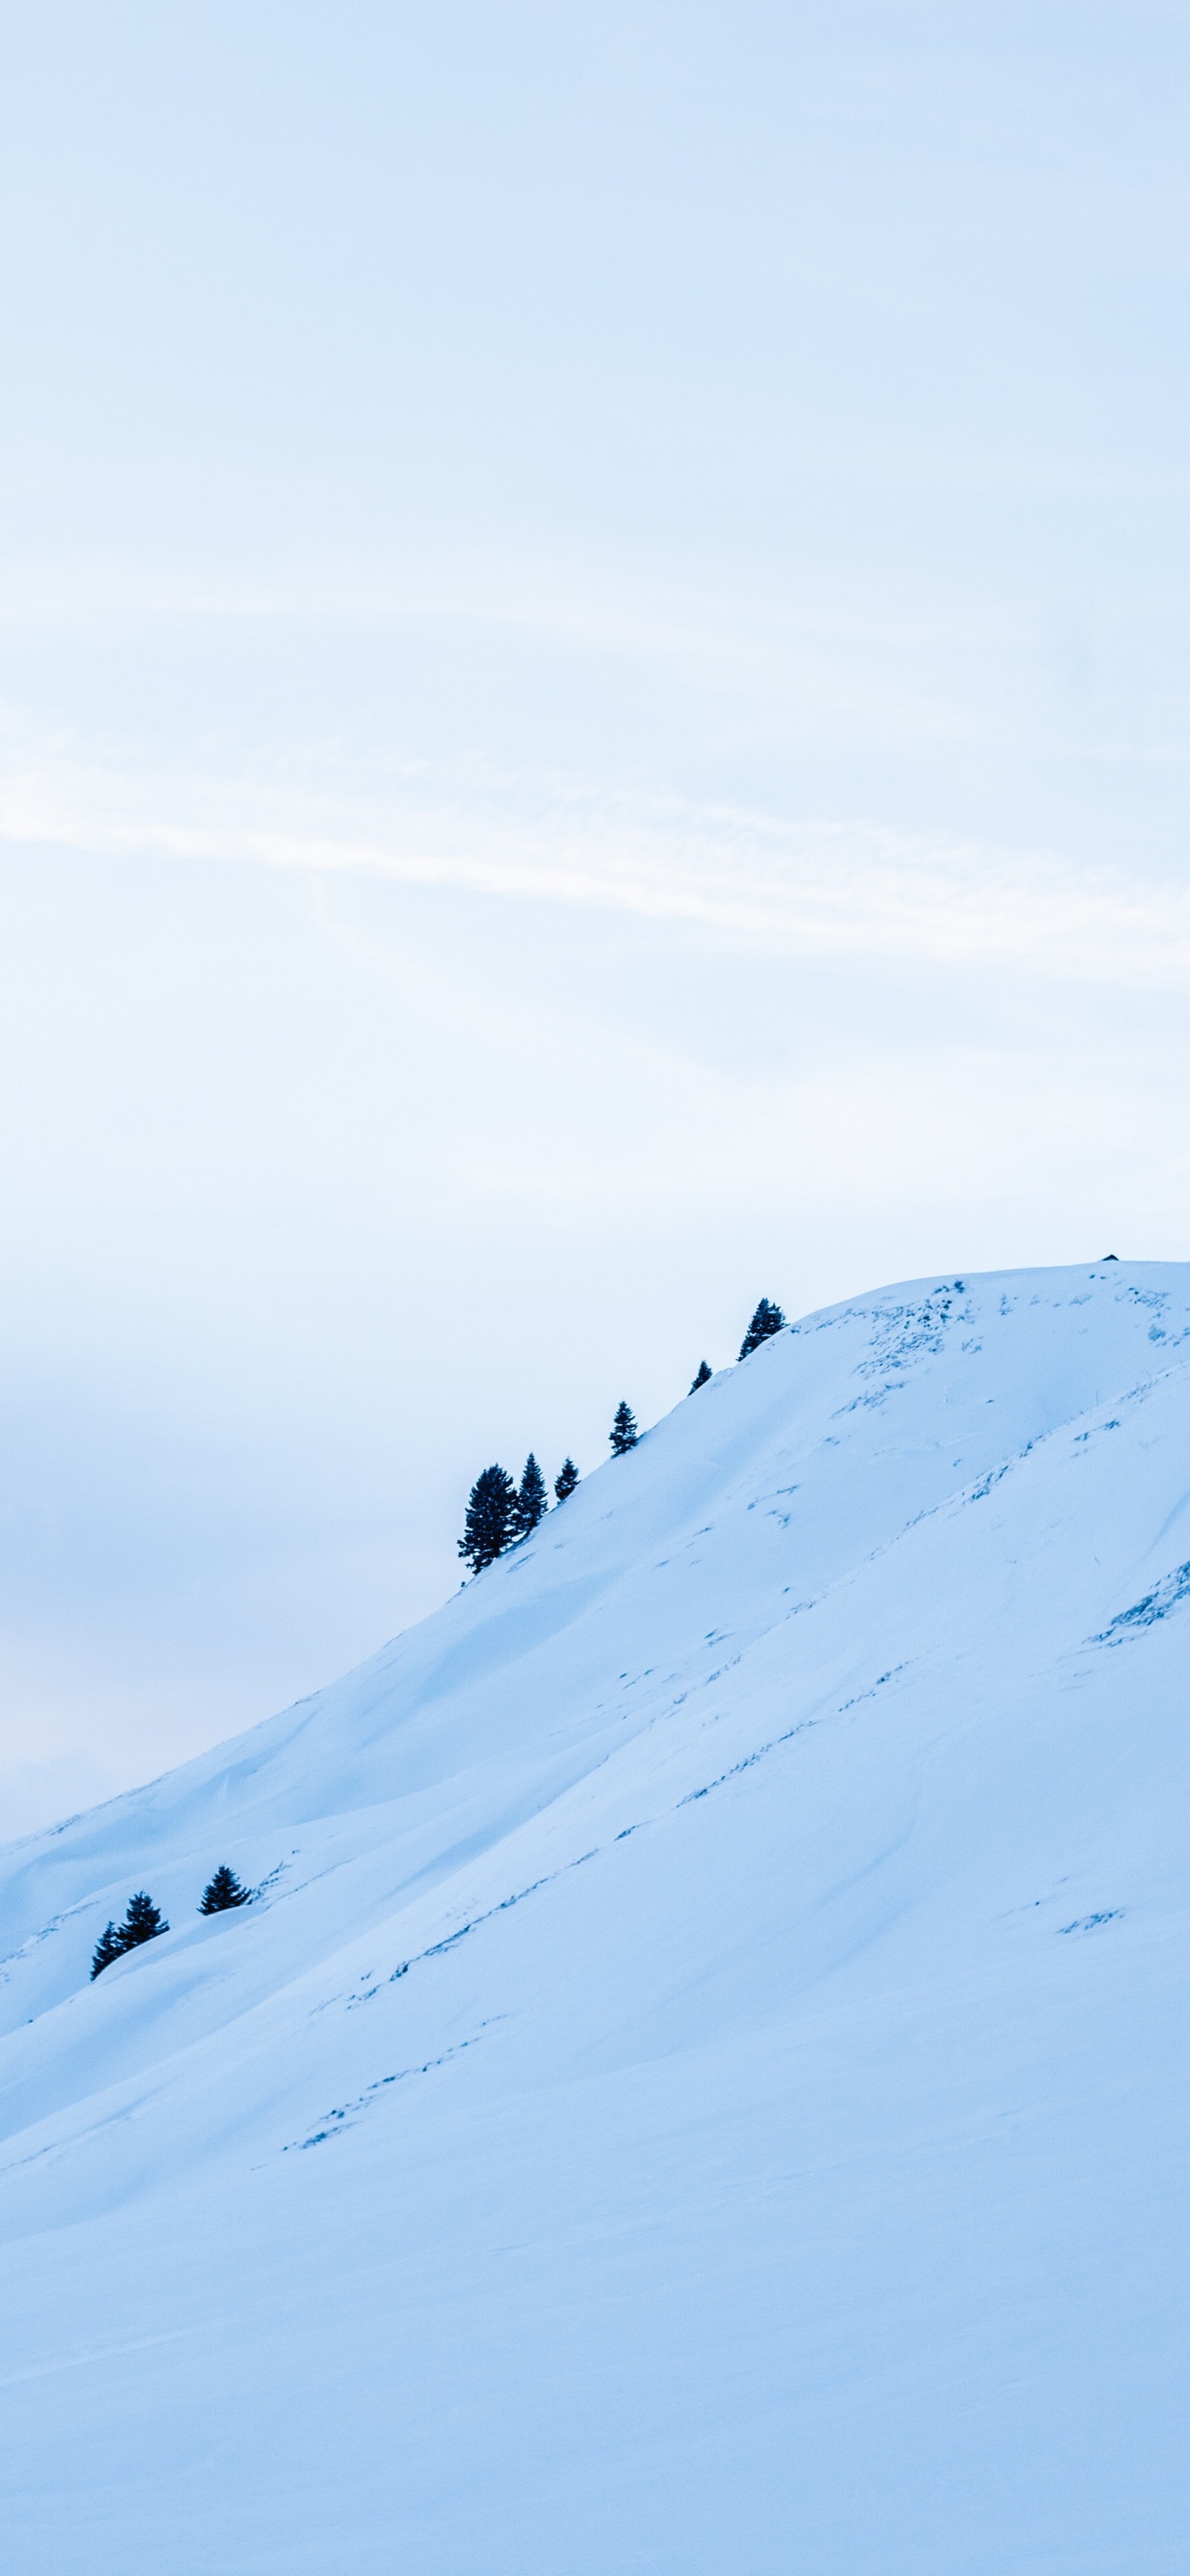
3,1262,1189,2572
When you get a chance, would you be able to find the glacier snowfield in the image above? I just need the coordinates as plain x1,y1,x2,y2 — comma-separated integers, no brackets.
2,1262,1189,2572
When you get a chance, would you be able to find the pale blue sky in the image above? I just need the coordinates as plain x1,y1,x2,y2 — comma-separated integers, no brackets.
3,2,1189,1830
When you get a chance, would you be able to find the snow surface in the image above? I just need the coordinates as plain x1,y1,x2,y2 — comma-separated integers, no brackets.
2,1262,1190,2572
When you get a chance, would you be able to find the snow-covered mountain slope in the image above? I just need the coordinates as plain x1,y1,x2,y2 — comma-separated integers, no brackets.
3,1262,1190,2573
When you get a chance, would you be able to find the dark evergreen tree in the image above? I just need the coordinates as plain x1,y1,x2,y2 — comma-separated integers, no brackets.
199,1865,250,1915
458,1463,517,1574
121,1891,169,1948
609,1401,638,1456
738,1298,786,1362
554,1457,580,1503
512,1453,548,1539
90,1891,169,1978
689,1360,712,1392
90,1920,125,1980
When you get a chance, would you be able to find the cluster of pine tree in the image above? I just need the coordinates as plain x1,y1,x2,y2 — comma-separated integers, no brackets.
459,1401,644,1576
459,1451,572,1576
457,1297,785,1578
91,1865,251,1980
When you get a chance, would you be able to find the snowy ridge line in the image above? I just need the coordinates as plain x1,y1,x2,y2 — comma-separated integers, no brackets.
343,1658,887,2015
677,1714,815,1806
0,2051,182,2184
838,1665,910,1714
337,1850,603,2011
750,1431,1045,1614
0,1892,105,1987
854,1285,975,1381
954,1372,1167,1507
787,1277,973,1362
790,1273,1190,1412
285,2032,491,2152
332,1623,850,2019
1092,1560,1190,1644
857,1361,1183,1559
678,1662,912,1809
753,1400,1155,1639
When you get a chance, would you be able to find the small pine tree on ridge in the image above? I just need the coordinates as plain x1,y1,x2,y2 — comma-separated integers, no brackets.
90,1921,124,1980
689,1360,712,1392
199,1865,250,1915
609,1401,638,1456
554,1458,580,1503
459,1464,518,1574
738,1299,786,1363
122,1891,169,1946
513,1454,548,1539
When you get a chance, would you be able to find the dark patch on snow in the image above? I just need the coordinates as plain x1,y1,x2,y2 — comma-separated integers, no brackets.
677,1713,817,1806
420,1874,554,1965
343,1848,603,2012
838,1665,908,1713
286,2034,488,2150
1092,1561,1190,1644
1058,1912,1123,1936
967,1455,1018,1502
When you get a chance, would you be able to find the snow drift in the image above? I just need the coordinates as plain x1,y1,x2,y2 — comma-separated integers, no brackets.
2,1262,1189,2573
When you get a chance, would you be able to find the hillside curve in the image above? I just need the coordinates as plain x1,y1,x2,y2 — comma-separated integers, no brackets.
2,1260,1189,2574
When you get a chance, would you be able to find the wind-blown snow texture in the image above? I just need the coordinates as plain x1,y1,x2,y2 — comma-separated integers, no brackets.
2,1263,1189,2573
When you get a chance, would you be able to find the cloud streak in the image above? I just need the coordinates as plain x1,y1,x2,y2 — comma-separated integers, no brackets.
2,705,1188,993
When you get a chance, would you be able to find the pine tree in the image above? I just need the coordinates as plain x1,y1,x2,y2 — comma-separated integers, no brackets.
458,1464,518,1574
199,1865,250,1915
512,1453,548,1539
609,1401,638,1456
554,1457,580,1503
121,1891,169,1948
738,1298,786,1362
91,1920,125,1980
90,1891,168,1979
689,1360,712,1392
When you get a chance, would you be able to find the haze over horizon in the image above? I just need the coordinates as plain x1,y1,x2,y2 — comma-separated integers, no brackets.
3,1,1189,1834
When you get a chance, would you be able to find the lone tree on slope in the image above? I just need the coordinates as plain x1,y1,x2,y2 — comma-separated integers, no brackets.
199,1865,250,1914
513,1454,548,1539
609,1401,638,1456
738,1299,786,1363
689,1360,712,1392
122,1891,169,1947
459,1464,518,1574
554,1457,580,1503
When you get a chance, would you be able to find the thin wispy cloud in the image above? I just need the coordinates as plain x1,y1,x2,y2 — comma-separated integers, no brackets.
3,707,1187,992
